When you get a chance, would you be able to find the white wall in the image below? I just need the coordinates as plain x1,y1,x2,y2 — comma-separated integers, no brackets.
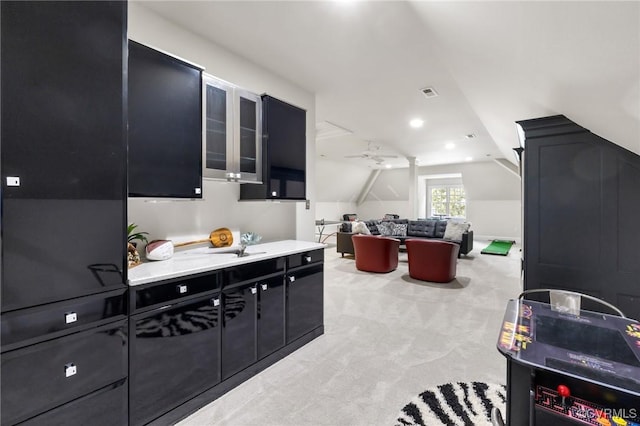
350,160,522,240
127,3,316,244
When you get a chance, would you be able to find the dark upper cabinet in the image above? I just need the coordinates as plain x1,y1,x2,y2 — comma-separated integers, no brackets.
0,1,127,312
240,95,306,200
519,115,640,320
1,1,126,200
128,40,203,198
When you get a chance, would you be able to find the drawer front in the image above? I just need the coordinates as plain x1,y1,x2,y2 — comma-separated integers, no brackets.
225,257,284,286
135,272,219,311
1,320,127,425
287,249,324,269
20,379,127,426
1,289,126,351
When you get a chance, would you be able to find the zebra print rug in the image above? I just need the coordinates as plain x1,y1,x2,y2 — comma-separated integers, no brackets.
395,381,506,426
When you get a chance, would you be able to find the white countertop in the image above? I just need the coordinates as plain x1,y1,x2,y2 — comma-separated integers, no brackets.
128,240,326,286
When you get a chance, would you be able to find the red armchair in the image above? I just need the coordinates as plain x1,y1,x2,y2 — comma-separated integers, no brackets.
352,234,400,273
406,239,459,282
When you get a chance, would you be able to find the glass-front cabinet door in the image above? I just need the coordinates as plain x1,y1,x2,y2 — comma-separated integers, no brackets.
235,89,262,183
203,74,262,183
203,74,233,180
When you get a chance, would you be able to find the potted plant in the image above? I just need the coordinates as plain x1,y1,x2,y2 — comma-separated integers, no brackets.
127,223,149,247
127,223,148,268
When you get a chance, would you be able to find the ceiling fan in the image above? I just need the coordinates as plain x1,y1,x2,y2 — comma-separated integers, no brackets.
344,142,398,163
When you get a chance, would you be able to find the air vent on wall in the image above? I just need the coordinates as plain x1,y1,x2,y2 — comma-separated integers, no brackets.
421,87,438,98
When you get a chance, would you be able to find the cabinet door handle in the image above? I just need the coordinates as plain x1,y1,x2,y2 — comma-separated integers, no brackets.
64,311,78,324
64,363,77,378
251,286,257,295
177,284,188,294
304,255,312,263
261,283,268,291
211,298,220,307
288,275,295,283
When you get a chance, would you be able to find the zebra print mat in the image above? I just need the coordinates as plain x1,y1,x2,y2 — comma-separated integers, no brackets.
395,381,506,426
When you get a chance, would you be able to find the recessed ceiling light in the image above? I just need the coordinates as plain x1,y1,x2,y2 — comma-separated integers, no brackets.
409,118,424,128
465,156,473,162
445,143,455,150
385,164,392,169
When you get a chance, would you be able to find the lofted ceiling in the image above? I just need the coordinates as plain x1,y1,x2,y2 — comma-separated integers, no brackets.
137,1,640,170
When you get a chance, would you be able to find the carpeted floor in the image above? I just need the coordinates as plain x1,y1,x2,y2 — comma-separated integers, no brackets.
178,239,522,426
395,382,506,426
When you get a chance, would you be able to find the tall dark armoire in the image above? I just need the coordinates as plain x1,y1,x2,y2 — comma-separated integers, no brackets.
1,2,128,424
518,115,640,320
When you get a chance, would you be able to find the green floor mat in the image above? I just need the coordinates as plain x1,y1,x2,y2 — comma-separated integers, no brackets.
481,239,515,256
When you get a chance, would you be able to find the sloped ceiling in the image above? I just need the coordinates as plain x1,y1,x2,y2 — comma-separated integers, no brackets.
136,1,639,202
410,1,640,157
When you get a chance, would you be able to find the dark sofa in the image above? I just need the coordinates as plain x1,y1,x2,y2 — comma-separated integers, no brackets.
337,218,473,257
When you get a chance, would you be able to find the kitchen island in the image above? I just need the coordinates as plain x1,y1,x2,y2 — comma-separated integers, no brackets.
127,240,325,426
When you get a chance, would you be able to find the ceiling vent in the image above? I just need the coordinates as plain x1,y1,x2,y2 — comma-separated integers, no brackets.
465,133,476,139
315,121,353,141
420,87,438,98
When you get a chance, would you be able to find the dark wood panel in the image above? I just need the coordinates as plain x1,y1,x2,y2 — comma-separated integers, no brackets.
521,115,640,321
617,156,640,274
537,138,601,268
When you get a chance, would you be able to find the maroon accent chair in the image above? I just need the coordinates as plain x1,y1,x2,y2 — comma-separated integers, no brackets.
352,234,400,273
406,239,459,283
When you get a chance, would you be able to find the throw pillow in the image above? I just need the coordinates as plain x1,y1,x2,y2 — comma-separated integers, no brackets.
352,221,371,235
376,221,394,236
391,223,407,237
443,220,471,242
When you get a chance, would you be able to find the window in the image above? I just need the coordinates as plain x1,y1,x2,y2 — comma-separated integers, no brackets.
428,185,466,218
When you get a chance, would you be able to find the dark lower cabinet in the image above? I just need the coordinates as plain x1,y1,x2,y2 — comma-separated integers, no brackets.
221,284,257,380
1,320,128,426
20,379,127,426
129,292,221,426
128,254,322,425
257,275,286,359
286,264,324,343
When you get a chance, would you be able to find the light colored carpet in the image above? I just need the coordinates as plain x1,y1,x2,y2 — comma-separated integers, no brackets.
178,238,522,426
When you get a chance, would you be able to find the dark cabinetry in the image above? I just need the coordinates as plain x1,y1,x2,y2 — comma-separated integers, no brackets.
240,95,306,200
1,321,128,425
129,252,321,424
129,273,221,426
257,275,286,359
0,2,128,424
128,40,203,198
221,283,258,379
519,115,640,320
222,258,286,378
286,250,324,343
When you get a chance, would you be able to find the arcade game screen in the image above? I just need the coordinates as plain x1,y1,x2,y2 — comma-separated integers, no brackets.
535,314,640,367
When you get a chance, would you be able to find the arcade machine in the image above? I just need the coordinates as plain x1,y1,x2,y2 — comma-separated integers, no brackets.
493,290,640,426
